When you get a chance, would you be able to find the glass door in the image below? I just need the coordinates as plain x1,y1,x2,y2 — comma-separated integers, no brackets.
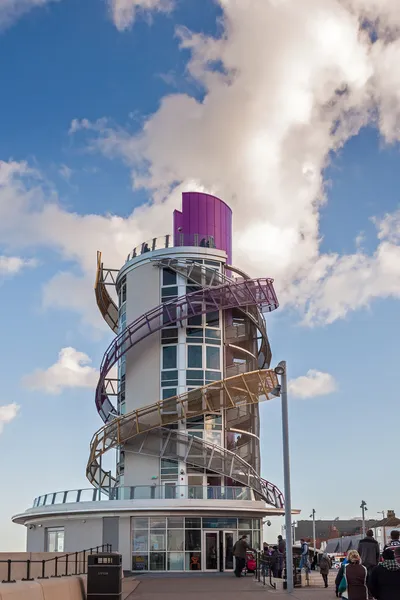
203,531,219,571
162,482,177,499
223,531,234,571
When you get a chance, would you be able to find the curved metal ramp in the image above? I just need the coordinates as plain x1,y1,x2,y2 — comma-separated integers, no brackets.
95,251,119,333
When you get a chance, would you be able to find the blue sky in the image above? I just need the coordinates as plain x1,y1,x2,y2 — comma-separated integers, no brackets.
1,0,400,550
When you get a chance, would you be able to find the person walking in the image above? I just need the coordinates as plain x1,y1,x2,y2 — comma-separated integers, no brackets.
319,553,331,588
384,530,400,565
270,545,280,578
368,548,400,600
233,534,251,577
341,550,368,600
358,529,380,586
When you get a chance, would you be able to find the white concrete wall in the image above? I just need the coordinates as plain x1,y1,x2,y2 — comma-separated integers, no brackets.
27,526,45,552
118,516,132,572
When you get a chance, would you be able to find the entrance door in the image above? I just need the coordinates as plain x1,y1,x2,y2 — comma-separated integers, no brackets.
223,531,234,571
203,531,219,571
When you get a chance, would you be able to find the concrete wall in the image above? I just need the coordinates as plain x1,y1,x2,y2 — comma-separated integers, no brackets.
26,519,103,553
118,516,132,573
102,517,119,553
27,526,45,552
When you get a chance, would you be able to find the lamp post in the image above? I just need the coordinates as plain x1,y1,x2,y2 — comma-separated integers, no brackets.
361,501,368,537
274,360,293,593
310,509,316,558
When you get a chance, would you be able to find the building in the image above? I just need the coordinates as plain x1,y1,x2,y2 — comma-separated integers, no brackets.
13,192,285,573
372,511,400,550
294,519,377,550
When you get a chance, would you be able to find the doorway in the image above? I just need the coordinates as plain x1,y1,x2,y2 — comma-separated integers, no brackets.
203,531,219,571
223,531,235,571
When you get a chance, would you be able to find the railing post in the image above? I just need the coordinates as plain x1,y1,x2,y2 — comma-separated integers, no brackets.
38,558,48,579
83,550,86,574
1,559,16,583
22,559,33,581
65,553,69,576
51,556,60,578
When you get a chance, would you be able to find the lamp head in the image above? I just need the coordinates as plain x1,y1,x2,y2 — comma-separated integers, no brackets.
274,361,286,376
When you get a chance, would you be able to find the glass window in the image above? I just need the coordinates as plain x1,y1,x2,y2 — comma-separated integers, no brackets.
186,328,203,343
188,314,202,327
163,268,176,286
186,415,204,429
253,519,261,530
163,346,177,370
150,553,166,571
168,552,184,571
150,517,166,529
206,346,220,370
202,518,237,529
188,346,202,369
161,459,178,474
162,388,177,400
205,414,222,430
205,260,220,268
253,531,260,550
206,311,219,328
161,370,178,386
167,530,184,551
205,329,221,345
186,370,204,386
150,533,166,551
185,529,201,551
133,531,148,552
185,552,201,571
132,554,148,571
205,370,221,383
205,431,222,445
185,517,201,529
162,328,178,344
46,527,64,552
238,518,252,529
238,531,252,546
168,517,184,529
163,303,177,326
187,284,201,295
162,287,178,300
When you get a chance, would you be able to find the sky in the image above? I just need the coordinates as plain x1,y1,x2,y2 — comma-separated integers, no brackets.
0,0,400,551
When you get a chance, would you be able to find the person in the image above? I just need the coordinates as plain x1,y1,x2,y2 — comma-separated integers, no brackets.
300,538,310,570
384,531,400,565
358,529,380,582
336,557,349,597
311,553,318,570
278,535,286,555
369,548,400,600
261,542,269,576
320,553,331,588
342,550,368,600
233,535,252,577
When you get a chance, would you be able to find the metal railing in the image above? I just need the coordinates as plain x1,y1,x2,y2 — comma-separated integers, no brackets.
254,552,276,589
125,234,217,262
33,485,253,508
0,544,111,583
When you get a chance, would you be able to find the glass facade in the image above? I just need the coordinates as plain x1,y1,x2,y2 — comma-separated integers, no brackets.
131,516,261,572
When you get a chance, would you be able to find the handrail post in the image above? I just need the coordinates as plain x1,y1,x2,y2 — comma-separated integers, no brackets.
22,559,33,581
75,552,78,575
51,555,60,578
38,558,48,579
65,553,69,576
2,559,16,583
83,550,86,574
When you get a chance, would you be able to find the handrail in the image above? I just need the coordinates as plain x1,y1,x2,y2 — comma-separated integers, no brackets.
0,544,111,583
125,233,219,263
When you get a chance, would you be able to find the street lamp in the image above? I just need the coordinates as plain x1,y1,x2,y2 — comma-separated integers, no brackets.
361,501,368,537
310,509,316,558
274,360,293,593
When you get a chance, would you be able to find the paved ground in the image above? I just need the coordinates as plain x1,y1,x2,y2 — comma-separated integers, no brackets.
127,573,337,599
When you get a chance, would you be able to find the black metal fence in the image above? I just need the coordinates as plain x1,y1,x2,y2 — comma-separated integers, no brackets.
1,544,112,583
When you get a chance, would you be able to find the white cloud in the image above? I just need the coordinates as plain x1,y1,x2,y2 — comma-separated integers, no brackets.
0,403,20,434
108,0,173,31
0,0,59,30
58,164,73,181
288,370,337,399
23,347,98,394
3,2,400,329
0,255,37,275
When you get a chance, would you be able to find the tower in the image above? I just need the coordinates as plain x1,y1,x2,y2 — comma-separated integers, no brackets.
13,192,284,573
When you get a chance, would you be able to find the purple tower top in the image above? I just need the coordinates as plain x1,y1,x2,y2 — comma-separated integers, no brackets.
173,192,233,263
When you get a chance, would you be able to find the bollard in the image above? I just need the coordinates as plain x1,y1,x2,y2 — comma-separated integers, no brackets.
2,559,16,583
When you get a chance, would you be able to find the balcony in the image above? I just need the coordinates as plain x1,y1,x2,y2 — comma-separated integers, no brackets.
125,234,217,263
32,485,255,508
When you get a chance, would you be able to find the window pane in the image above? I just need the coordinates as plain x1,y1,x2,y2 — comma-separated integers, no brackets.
132,554,148,571
186,415,204,429
188,314,202,327
150,533,166,551
205,370,221,383
133,531,148,552
150,517,166,529
185,530,201,551
206,312,219,328
163,269,176,286
206,346,220,370
187,285,201,295
186,370,204,385
168,517,184,528
161,370,178,386
186,328,204,343
253,519,261,530
168,530,184,551
168,552,184,571
162,328,178,344
205,329,221,344
163,346,177,370
162,388,177,401
150,552,166,571
188,346,202,368
133,517,148,529
205,414,222,430
185,517,201,529
163,304,177,325
185,552,201,571
238,518,252,529
202,518,237,529
162,286,178,300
